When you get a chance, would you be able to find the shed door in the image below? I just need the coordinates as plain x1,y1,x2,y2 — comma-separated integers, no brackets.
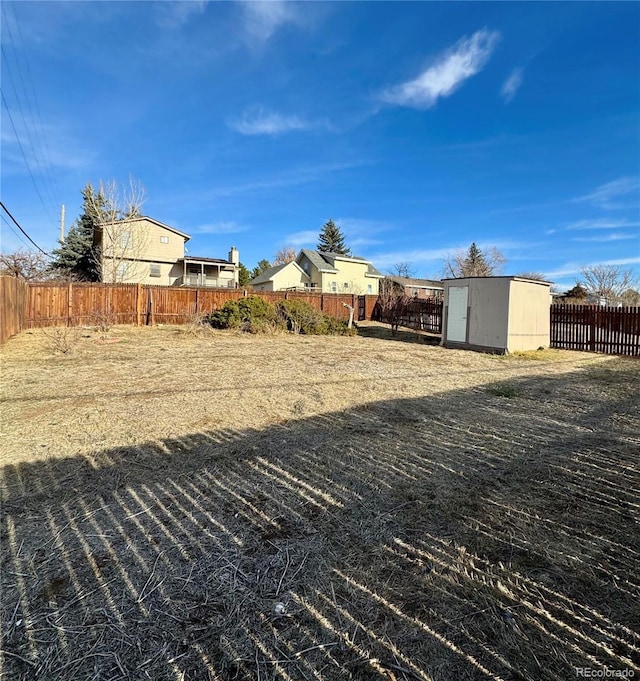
446,286,468,342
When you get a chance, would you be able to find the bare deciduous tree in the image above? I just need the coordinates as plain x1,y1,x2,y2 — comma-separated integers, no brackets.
515,271,548,281
91,178,149,283
442,243,506,278
389,261,416,278
0,250,50,280
376,278,409,335
577,265,638,304
273,247,297,266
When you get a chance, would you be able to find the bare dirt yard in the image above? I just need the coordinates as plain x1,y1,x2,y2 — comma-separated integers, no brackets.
1,323,639,680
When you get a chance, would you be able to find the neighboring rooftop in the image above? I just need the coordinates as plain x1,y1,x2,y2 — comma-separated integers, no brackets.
388,276,443,288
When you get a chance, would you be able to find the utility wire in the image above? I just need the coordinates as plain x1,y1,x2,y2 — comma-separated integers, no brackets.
0,201,50,256
1,213,33,251
1,90,56,225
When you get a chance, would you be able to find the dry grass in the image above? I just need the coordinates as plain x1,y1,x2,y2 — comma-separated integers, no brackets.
1,324,638,680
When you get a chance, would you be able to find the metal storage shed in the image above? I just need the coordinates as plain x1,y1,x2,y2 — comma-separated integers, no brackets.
441,276,552,354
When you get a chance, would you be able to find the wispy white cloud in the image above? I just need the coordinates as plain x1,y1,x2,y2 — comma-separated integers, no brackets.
238,0,300,42
370,247,458,270
566,218,640,230
286,230,318,247
199,160,368,200
380,29,500,109
574,176,640,209
155,1,208,28
191,221,248,235
500,67,523,103
1,109,92,174
572,233,638,243
229,109,315,136
546,257,640,280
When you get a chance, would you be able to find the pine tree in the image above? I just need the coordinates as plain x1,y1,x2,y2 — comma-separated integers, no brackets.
462,242,491,277
48,184,103,281
250,259,272,280
238,263,251,287
317,219,350,255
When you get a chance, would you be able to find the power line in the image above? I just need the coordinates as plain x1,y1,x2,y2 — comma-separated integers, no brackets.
1,90,56,225
0,202,50,256
1,213,33,251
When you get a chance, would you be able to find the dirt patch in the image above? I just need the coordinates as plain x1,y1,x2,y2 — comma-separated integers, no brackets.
1,326,638,679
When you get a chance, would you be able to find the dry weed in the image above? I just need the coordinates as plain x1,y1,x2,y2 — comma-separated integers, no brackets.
40,325,80,354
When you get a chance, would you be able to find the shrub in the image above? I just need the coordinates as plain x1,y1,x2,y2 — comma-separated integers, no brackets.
276,299,327,334
206,295,355,336
276,299,356,336
207,296,277,329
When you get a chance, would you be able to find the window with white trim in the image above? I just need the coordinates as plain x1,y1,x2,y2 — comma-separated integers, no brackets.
367,284,373,294
331,281,337,293
160,236,169,244
149,263,161,278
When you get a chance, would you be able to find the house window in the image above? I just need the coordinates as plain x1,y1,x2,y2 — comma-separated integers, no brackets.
160,236,169,244
149,264,161,278
119,230,131,250
116,262,127,282
367,284,373,294
343,282,349,291
331,281,337,293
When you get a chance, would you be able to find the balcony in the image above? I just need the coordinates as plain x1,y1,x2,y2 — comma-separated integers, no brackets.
174,275,237,288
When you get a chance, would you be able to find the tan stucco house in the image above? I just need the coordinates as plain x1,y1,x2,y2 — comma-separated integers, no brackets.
249,261,310,291
95,216,239,287
294,250,384,294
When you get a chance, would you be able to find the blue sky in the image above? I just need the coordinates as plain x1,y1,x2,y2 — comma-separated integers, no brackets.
1,1,639,291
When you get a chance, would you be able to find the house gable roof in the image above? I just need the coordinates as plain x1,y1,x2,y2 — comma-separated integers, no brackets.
249,260,309,286
389,276,443,289
297,249,339,273
102,216,191,241
296,249,384,277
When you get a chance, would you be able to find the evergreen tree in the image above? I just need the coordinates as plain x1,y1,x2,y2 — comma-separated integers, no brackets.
462,242,490,276
317,219,350,255
250,259,272,280
238,262,251,287
48,184,103,281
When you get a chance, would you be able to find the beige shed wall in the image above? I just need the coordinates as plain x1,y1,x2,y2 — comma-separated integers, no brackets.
467,278,510,350
506,280,552,351
443,277,552,353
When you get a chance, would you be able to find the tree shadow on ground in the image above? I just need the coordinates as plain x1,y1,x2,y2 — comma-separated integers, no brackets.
1,360,639,680
355,321,441,345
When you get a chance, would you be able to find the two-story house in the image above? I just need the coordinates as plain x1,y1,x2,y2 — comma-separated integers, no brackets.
94,216,239,287
249,249,384,294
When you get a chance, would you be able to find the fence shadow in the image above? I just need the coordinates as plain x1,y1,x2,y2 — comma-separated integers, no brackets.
356,321,442,345
1,362,638,680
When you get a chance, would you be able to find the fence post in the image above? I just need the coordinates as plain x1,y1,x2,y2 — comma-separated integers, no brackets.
136,283,142,326
195,287,199,316
67,282,73,327
590,308,596,352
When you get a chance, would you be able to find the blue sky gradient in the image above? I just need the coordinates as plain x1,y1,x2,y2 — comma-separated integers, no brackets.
1,1,639,291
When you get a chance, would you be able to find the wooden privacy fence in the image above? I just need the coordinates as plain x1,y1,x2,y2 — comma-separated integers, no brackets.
550,304,640,356
25,282,381,328
372,296,444,334
0,276,27,344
